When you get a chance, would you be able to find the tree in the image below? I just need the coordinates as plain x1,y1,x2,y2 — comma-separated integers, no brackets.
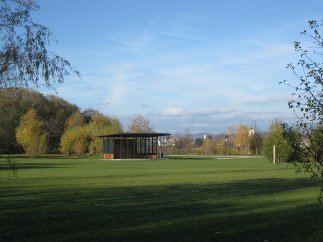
60,111,123,156
173,133,185,154
127,114,154,133
64,111,85,130
249,133,263,156
280,20,323,200
45,95,79,151
194,138,203,147
88,112,122,155
0,88,79,152
281,124,304,163
182,129,193,155
263,121,293,163
60,111,87,155
171,132,193,155
0,0,79,88
234,124,250,155
60,125,90,156
16,108,48,157
82,108,98,124
201,138,216,155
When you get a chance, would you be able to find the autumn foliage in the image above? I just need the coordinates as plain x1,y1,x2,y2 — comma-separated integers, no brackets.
60,111,122,156
16,109,48,157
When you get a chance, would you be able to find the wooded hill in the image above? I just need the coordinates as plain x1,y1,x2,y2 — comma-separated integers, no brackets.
0,88,83,152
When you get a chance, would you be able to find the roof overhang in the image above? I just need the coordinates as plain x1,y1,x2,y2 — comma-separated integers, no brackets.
98,133,171,138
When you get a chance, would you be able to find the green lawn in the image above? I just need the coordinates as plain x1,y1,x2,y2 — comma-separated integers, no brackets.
0,155,322,242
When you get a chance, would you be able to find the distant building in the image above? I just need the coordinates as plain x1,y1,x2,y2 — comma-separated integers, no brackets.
248,126,255,136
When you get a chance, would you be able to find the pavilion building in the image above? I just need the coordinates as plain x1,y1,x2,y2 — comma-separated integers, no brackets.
99,133,171,159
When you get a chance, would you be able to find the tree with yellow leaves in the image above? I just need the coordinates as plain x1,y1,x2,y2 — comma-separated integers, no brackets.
16,109,48,157
234,124,250,155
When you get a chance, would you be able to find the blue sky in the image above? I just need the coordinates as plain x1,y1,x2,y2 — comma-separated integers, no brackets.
35,0,323,134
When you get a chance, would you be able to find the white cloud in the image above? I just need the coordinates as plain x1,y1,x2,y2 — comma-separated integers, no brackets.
161,107,186,116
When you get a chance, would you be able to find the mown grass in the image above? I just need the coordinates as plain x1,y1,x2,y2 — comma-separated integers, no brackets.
0,155,322,242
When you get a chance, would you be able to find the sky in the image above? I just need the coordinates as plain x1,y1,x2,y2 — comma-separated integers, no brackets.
35,0,323,134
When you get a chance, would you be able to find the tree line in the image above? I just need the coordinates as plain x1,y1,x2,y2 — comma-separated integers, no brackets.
0,88,79,152
170,121,321,164
0,88,156,157
3,87,319,162
169,125,262,156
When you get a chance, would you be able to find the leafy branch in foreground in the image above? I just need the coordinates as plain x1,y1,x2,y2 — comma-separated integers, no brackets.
0,0,80,89
281,20,323,201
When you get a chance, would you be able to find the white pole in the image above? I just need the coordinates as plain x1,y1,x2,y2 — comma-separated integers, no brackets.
273,145,276,164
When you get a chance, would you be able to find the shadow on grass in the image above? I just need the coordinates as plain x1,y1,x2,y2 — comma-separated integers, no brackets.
167,155,216,160
0,155,81,159
0,155,86,171
40,155,93,159
167,155,258,160
0,161,73,171
1,177,322,242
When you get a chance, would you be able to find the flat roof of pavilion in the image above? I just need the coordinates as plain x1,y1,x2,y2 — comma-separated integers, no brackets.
98,133,171,138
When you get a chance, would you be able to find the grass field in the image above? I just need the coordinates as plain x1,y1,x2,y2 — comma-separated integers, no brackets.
0,155,322,242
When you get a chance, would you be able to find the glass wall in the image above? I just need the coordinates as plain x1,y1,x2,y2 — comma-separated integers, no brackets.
101,134,169,159
103,138,114,153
